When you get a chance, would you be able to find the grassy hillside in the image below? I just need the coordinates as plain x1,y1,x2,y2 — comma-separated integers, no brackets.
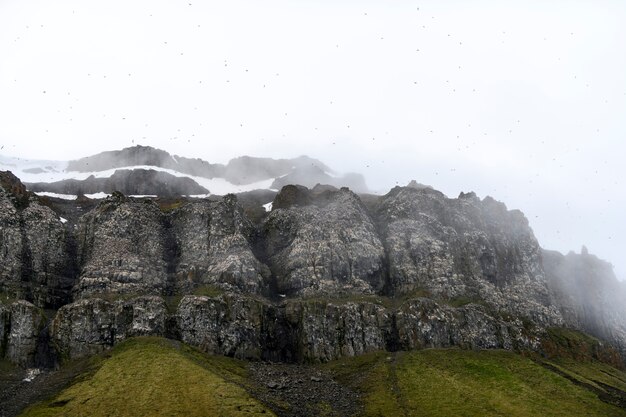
20,337,274,417
325,349,626,417
16,336,626,417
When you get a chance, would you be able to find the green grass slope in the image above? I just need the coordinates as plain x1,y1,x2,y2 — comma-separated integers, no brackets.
17,335,626,417
20,337,274,417
325,349,626,417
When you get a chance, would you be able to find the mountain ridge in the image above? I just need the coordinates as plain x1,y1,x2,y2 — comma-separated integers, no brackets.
0,145,368,197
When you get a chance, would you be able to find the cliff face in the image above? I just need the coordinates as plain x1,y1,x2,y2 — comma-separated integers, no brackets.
170,196,269,294
74,193,169,298
0,171,621,367
0,171,75,308
262,186,386,297
377,187,560,326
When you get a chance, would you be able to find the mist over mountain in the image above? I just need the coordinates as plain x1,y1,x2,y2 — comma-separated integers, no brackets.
1,145,369,197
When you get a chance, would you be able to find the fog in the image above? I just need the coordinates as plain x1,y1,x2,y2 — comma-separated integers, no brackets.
0,1,625,279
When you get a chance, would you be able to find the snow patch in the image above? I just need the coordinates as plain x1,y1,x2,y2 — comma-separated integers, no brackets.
3,156,280,195
263,202,273,212
84,192,110,199
34,192,77,200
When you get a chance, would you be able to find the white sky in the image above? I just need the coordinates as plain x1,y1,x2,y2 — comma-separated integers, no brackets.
1,1,625,279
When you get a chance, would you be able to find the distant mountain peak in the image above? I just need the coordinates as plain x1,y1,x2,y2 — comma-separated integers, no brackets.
1,146,370,198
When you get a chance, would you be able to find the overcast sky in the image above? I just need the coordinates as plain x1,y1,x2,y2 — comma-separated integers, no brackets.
1,1,625,279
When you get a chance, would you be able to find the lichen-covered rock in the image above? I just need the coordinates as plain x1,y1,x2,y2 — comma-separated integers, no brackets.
51,298,114,358
393,298,538,351
74,193,169,298
284,300,390,362
263,187,386,297
113,296,168,340
21,203,75,307
51,296,167,359
6,300,45,366
0,172,75,308
176,294,265,360
378,187,562,327
171,195,269,294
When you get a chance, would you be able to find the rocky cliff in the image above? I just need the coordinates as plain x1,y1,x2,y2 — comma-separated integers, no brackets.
0,171,623,368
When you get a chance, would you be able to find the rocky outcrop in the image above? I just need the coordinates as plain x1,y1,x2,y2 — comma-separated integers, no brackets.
543,248,626,355
4,300,45,367
171,196,269,294
393,298,538,351
0,171,75,308
74,193,169,298
377,187,562,327
176,294,266,360
51,296,167,359
283,300,390,362
50,293,542,363
263,187,386,297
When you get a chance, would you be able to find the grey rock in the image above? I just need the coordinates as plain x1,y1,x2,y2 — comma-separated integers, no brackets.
284,300,390,362
51,296,167,359
176,294,264,360
393,298,537,351
0,172,75,308
74,193,169,298
378,186,562,327
6,300,45,367
263,187,386,297
171,195,269,294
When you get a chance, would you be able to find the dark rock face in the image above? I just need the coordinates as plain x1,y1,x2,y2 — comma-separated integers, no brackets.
176,294,265,360
26,168,209,197
377,187,561,326
171,196,269,294
74,193,169,298
51,296,167,359
263,187,386,297
283,300,390,361
543,249,626,355
0,172,75,308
